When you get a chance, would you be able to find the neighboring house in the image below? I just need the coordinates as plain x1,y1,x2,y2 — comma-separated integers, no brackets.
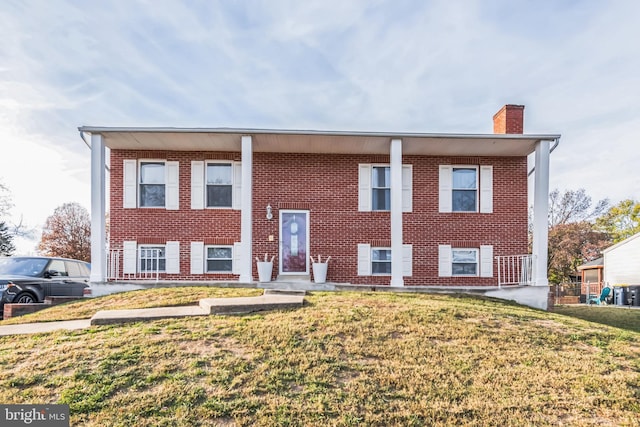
81,104,559,309
577,257,604,302
602,232,640,286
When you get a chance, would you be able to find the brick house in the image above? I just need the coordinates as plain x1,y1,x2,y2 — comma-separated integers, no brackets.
81,105,559,309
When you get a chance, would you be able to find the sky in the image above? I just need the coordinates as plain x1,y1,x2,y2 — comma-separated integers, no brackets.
1,0,639,254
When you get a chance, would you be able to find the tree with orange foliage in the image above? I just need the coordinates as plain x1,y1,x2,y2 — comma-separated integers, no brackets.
38,202,91,262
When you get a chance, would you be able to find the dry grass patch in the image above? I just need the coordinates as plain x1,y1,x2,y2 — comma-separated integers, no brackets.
0,286,262,324
0,289,639,426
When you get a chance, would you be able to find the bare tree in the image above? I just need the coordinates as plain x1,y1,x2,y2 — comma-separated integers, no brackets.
38,202,91,262
0,181,11,219
548,188,609,227
0,180,35,239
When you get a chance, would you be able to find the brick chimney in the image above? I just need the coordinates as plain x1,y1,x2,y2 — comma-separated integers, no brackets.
493,104,525,134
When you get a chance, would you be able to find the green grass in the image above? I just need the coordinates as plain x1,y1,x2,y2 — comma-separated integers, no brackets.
1,289,639,426
555,304,640,333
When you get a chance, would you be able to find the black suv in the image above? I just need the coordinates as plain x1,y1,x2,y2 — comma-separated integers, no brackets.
0,256,91,317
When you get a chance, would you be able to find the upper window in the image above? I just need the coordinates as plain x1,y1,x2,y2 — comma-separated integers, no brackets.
452,167,477,212
452,248,478,276
206,163,233,208
358,164,412,213
372,166,390,211
206,246,233,272
140,162,166,207
139,245,166,273
439,165,492,214
372,248,392,275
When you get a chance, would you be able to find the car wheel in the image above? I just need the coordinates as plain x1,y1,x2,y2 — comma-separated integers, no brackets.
15,293,36,304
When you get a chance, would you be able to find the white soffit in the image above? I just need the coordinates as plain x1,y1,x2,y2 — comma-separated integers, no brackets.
79,127,560,156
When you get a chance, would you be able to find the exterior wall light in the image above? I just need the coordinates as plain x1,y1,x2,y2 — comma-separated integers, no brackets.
266,204,273,220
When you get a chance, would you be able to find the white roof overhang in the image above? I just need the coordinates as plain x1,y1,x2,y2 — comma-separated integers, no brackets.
78,127,561,157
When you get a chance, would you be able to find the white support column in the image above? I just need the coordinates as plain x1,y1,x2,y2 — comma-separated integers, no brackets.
390,138,404,287
90,133,106,283
239,135,253,282
532,139,550,286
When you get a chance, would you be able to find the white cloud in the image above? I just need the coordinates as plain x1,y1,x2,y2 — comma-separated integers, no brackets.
0,0,639,254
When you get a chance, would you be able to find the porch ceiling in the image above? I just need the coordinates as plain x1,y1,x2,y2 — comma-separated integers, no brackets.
78,127,561,156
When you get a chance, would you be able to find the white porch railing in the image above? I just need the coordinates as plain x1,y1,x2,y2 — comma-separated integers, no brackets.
496,254,534,287
107,248,164,281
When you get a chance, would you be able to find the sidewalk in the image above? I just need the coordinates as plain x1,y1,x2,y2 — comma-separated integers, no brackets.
0,290,305,336
0,320,91,336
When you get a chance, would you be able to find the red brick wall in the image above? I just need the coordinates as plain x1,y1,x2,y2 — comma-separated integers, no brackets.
109,150,528,285
110,150,241,281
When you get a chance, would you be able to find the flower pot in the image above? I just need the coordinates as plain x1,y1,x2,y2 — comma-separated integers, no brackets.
257,261,273,282
312,262,328,284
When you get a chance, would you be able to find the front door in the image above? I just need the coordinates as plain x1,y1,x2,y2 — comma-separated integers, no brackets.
279,210,310,275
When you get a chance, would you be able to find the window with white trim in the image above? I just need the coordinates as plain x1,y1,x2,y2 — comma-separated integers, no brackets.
139,162,165,207
358,164,412,212
206,246,233,272
452,248,478,276
206,163,233,207
357,243,413,276
123,159,179,209
372,248,392,275
439,165,492,213
452,167,477,212
139,245,166,272
191,161,241,210
372,167,390,211
438,244,493,278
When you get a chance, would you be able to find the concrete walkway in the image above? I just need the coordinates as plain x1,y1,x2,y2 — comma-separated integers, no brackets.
0,320,91,336
0,290,305,336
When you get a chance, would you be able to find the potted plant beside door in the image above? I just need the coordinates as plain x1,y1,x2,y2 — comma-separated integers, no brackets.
310,255,330,284
256,254,275,282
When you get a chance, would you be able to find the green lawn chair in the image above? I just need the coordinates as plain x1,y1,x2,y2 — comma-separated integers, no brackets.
588,286,611,305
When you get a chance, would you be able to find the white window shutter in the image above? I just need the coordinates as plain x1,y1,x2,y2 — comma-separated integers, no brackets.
480,245,493,277
358,164,372,212
402,244,412,277
438,244,452,277
166,241,180,274
357,243,371,276
402,165,412,212
480,165,493,213
191,161,204,210
232,162,242,210
123,241,137,274
190,242,204,274
439,165,452,213
165,161,179,210
123,160,137,209
232,242,242,274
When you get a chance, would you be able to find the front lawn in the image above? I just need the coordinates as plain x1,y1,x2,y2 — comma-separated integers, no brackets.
0,290,639,426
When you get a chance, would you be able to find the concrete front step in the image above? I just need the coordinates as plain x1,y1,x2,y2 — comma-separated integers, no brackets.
199,294,304,315
91,306,208,325
263,289,307,296
90,290,305,325
275,274,310,282
260,281,336,291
